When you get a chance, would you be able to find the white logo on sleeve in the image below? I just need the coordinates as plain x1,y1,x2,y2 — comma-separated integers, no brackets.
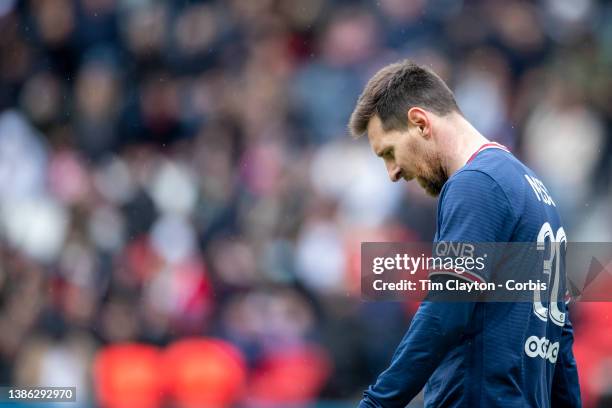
524,335,559,363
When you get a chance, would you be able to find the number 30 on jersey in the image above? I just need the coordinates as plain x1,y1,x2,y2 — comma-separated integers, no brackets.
533,222,566,327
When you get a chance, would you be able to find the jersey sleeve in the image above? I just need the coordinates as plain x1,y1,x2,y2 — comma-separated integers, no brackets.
359,301,476,407
551,303,582,407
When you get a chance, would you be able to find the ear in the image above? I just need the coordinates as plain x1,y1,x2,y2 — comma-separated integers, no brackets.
407,107,430,138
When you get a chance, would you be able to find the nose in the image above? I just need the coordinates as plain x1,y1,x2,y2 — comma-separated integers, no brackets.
388,165,402,182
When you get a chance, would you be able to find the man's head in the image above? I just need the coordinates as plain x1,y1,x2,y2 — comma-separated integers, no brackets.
348,60,461,196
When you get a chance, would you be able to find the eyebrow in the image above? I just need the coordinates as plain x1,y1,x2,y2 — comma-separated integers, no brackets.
376,147,390,157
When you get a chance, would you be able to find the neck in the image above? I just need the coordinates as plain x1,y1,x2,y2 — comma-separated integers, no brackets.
438,113,490,177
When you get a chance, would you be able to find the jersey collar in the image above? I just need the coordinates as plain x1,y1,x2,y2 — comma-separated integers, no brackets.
466,142,509,164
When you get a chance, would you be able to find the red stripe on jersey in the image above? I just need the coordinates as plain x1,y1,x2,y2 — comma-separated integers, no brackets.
467,142,509,164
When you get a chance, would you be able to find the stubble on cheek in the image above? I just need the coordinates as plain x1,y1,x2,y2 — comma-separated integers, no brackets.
417,155,448,197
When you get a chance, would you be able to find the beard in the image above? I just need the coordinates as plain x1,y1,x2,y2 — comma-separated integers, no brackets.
416,154,448,197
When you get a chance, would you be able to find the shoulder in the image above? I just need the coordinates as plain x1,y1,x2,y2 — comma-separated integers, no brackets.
440,168,507,206
436,168,518,242
462,149,530,196
444,149,530,212
439,151,525,226
444,167,498,191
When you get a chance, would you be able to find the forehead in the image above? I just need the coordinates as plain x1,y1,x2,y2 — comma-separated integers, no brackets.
366,115,393,153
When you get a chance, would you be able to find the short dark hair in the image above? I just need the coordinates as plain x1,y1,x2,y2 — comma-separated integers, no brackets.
348,60,460,138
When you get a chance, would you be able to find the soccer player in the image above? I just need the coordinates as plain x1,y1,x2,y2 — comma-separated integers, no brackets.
349,60,581,407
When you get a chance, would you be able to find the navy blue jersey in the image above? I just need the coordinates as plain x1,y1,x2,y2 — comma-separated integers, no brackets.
360,145,581,407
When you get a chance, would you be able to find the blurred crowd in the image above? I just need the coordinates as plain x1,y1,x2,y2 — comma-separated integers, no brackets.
0,0,611,407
